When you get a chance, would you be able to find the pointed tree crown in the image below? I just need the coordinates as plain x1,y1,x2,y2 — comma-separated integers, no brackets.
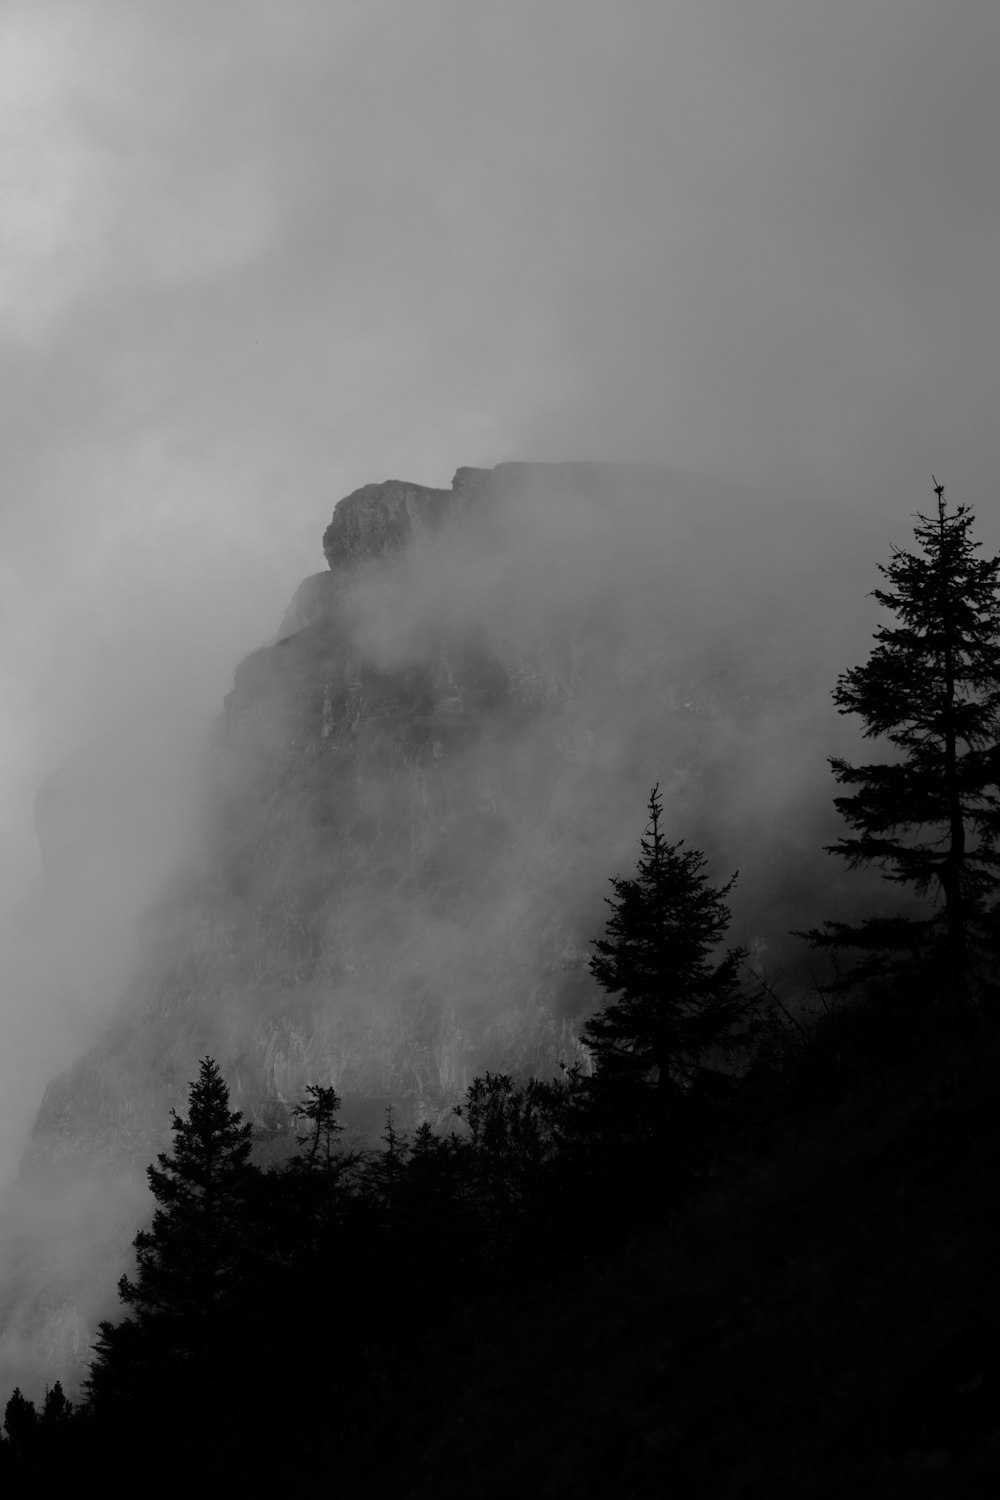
141,1057,253,1221
835,482,1000,750
116,1057,255,1320
806,482,1000,993
584,785,749,1085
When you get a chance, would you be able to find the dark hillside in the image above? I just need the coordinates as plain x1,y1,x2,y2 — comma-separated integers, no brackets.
3,999,997,1498
328,1011,1000,1498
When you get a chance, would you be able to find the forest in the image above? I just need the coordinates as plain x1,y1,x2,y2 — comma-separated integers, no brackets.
3,485,999,1497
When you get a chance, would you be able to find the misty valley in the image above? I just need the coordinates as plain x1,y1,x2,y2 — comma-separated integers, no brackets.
2,462,998,1496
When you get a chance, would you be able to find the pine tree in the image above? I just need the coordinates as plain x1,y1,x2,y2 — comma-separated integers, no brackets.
86,1058,256,1409
583,786,750,1142
454,1073,553,1210
122,1057,255,1322
291,1082,345,1170
365,1105,409,1211
40,1382,73,1427
277,1082,362,1280
2,1388,38,1458
806,482,1000,999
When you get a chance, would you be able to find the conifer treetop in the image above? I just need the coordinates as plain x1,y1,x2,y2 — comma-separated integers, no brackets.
806,481,1000,996
584,785,751,1112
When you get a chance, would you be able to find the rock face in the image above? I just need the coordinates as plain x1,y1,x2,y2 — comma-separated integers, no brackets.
23,466,634,1171
321,477,454,571
2,459,861,1392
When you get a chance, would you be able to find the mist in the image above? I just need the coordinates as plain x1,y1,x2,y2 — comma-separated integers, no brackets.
324,462,883,946
1,0,998,1394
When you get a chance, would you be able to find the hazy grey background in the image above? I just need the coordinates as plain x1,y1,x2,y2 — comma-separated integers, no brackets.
1,0,998,1182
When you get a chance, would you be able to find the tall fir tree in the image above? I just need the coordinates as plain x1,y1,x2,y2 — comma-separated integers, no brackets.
2,1388,38,1459
86,1058,257,1411
806,482,1000,999
583,786,750,1142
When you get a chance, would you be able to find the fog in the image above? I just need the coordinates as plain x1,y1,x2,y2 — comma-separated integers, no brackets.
324,463,885,975
1,0,998,1354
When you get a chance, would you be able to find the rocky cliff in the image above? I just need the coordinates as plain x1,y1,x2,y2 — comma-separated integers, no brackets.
1,459,863,1392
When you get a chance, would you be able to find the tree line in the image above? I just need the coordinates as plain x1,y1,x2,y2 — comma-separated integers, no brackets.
4,482,1000,1490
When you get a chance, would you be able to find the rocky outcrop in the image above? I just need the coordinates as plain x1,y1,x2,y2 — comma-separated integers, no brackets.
21,468,615,1163
321,478,453,570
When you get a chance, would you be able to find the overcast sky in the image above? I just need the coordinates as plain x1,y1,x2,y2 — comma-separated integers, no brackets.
1,0,998,924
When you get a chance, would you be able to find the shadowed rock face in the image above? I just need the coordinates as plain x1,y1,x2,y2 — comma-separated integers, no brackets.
3,458,864,1391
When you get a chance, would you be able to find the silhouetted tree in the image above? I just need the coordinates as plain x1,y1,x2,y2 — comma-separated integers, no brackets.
584,785,750,1143
282,1082,360,1256
291,1082,345,1170
0,1382,78,1487
804,482,1000,999
40,1382,73,1428
2,1388,38,1458
122,1057,255,1320
364,1105,409,1211
454,1072,554,1211
86,1058,257,1412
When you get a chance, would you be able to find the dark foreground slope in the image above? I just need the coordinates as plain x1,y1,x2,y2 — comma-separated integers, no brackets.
327,1011,1000,1500
3,998,997,1497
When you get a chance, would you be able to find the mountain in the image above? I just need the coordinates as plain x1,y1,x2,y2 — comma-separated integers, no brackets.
0,459,870,1393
